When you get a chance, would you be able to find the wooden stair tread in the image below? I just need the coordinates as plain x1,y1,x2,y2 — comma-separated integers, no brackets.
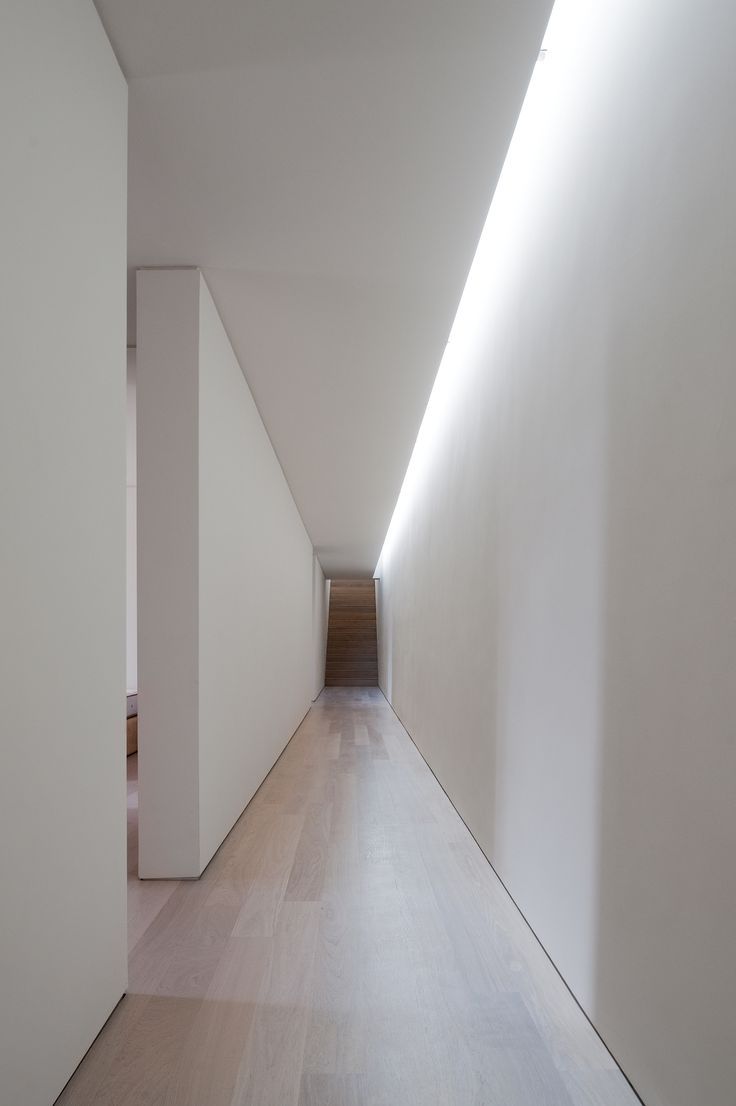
325,579,379,687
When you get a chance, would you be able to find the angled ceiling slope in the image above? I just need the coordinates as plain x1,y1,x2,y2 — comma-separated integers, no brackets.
96,0,553,576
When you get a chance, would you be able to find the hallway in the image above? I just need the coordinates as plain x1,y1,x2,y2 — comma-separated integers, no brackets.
56,689,636,1106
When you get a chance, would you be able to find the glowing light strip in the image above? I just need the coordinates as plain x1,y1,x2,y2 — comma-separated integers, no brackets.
375,0,585,574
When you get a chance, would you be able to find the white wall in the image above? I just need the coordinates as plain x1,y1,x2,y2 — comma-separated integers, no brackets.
126,348,137,691
376,3,736,1106
197,275,314,868
0,4,128,1105
137,270,200,877
138,269,315,877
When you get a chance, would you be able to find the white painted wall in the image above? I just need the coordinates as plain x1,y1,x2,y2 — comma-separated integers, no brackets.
137,270,200,877
197,275,314,868
126,348,138,692
138,269,315,877
0,4,128,1105
376,3,736,1106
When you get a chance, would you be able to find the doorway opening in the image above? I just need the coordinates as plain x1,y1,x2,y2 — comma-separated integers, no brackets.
324,578,378,686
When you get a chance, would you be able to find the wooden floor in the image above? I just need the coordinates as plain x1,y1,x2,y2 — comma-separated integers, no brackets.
58,689,638,1106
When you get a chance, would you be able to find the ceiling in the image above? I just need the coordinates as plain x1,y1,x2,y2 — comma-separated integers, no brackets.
95,0,552,576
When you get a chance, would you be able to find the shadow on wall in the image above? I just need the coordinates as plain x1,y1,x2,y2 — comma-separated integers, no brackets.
594,309,736,1106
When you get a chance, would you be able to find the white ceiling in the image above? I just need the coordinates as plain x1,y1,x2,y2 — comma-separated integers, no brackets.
96,0,552,576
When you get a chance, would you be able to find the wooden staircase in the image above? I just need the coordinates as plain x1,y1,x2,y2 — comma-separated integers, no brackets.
325,579,378,686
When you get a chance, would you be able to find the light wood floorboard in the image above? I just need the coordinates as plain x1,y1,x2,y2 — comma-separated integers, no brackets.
57,688,638,1106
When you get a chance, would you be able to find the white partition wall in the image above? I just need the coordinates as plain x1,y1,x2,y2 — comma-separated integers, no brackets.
197,274,314,870
0,4,128,1104
376,3,736,1105
137,270,200,876
138,269,315,878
